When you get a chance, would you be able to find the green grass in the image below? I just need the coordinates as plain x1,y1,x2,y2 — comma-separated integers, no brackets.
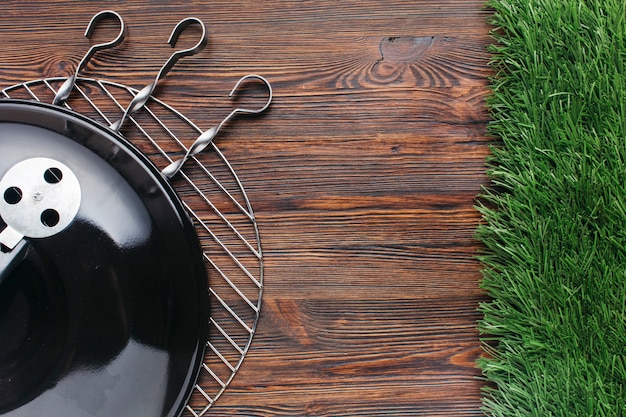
477,0,626,415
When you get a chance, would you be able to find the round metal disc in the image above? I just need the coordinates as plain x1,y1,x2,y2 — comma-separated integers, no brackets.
0,158,81,239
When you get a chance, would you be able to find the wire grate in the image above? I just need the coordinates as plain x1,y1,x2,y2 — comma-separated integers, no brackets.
2,77,264,416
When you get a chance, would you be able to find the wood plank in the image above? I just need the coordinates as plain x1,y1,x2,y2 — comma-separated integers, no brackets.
210,298,485,416
0,1,493,415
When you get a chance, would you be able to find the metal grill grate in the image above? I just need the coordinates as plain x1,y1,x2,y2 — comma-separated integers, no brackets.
2,77,264,416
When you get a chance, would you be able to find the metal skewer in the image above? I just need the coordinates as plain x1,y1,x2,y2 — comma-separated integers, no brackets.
110,17,207,132
161,74,273,180
53,10,126,106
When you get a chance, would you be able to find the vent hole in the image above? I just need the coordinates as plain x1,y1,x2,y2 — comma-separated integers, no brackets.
44,167,63,184
4,187,22,205
41,209,60,227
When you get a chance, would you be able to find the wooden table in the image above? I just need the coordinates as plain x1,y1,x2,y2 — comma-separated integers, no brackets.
0,1,492,415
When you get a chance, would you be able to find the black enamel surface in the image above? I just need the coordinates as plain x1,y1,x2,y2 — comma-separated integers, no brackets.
0,100,208,417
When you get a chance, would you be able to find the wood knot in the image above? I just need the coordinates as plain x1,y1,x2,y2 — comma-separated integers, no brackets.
45,57,75,78
379,36,434,63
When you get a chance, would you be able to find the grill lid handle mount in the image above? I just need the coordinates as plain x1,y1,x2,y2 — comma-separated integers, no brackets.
0,158,82,283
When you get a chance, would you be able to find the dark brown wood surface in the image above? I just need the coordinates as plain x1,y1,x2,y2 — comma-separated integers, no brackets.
0,1,493,415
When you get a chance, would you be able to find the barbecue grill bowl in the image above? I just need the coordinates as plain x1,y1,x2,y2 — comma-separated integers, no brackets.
0,99,208,417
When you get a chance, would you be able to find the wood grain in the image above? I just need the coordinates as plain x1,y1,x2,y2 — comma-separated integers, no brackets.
0,1,493,415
